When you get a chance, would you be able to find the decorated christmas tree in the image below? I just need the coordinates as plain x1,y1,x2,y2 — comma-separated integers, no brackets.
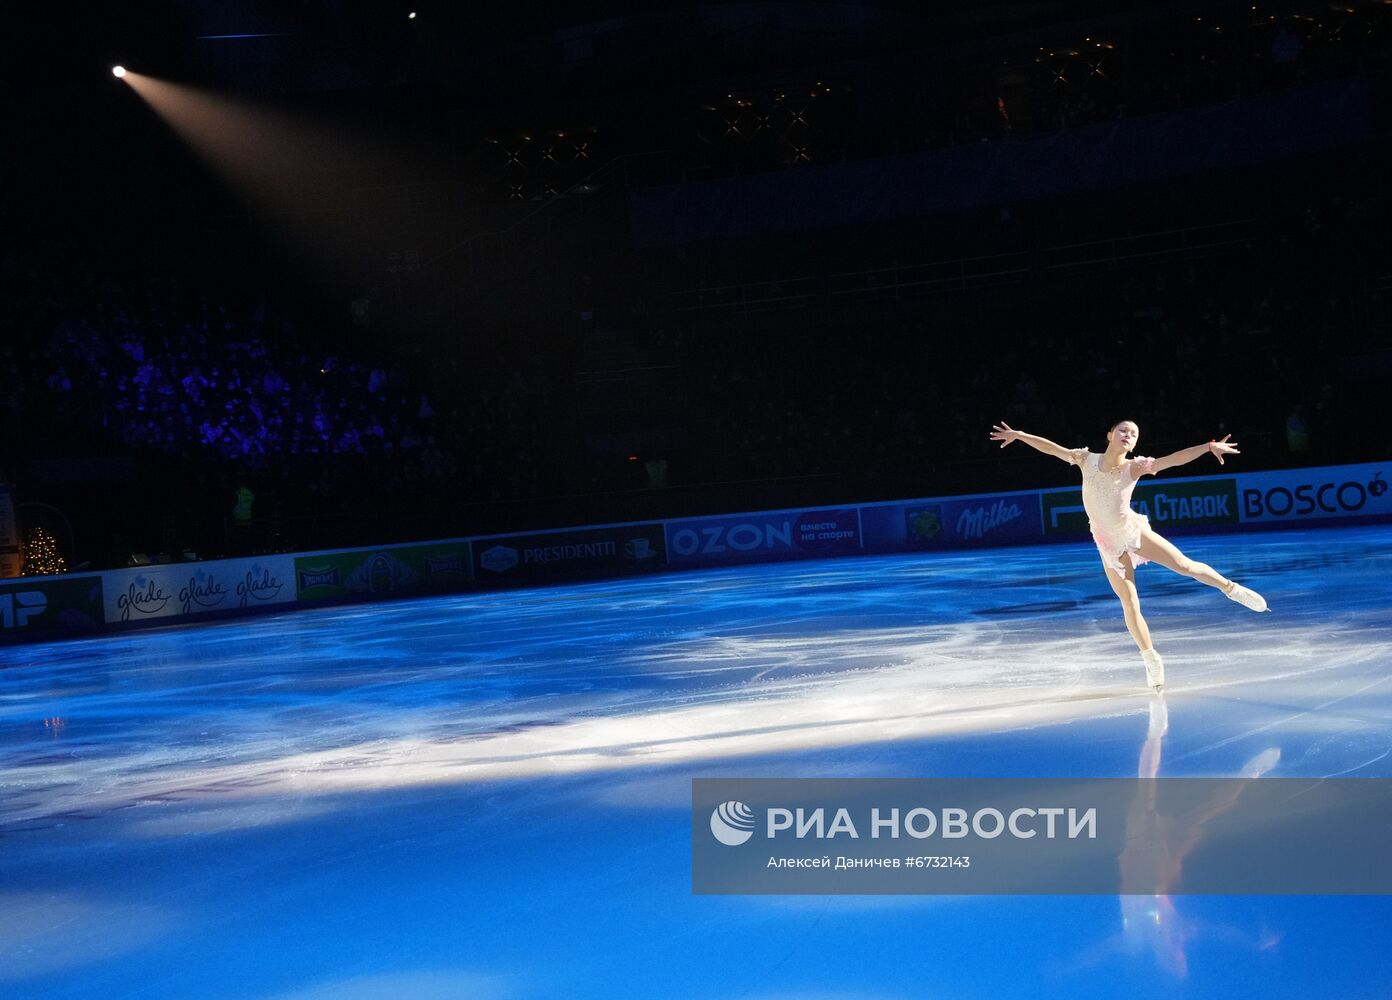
22,526,66,576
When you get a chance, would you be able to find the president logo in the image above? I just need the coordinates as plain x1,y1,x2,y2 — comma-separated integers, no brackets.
481,545,520,573
523,541,615,563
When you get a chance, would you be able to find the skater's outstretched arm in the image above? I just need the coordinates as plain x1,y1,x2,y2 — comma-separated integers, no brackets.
1148,434,1240,474
989,422,1078,464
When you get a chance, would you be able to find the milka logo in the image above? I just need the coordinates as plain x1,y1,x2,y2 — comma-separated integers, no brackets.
236,566,285,606
957,500,1022,541
179,573,230,614
117,577,171,621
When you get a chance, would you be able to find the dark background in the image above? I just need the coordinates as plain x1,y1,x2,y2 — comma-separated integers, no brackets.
2,0,1387,569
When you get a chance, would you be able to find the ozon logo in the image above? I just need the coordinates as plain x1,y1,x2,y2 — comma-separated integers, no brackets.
710,801,756,846
672,521,792,557
1243,473,1385,519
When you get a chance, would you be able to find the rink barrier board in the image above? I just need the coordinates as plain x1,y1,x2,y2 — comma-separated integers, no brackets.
0,460,1384,643
103,555,298,626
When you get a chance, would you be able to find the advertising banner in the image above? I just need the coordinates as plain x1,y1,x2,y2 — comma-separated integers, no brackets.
0,575,105,637
1237,462,1390,525
1042,477,1240,536
860,494,1043,553
103,556,296,625
471,523,666,586
666,509,860,567
693,777,1392,895
295,541,473,602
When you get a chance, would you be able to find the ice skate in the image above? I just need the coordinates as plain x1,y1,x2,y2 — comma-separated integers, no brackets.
1224,580,1269,613
1141,647,1165,691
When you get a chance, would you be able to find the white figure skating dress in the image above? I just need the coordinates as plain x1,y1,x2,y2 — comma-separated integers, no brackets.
1071,449,1157,576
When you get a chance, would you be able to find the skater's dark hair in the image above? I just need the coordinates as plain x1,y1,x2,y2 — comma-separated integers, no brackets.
1107,419,1138,433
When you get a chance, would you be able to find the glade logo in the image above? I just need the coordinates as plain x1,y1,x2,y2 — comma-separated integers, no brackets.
0,590,47,629
117,577,171,621
672,521,793,556
956,500,1021,540
236,565,285,606
179,572,230,614
481,545,519,573
1243,472,1386,518
710,801,756,846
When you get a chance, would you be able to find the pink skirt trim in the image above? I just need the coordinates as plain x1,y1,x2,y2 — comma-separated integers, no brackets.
1092,510,1151,577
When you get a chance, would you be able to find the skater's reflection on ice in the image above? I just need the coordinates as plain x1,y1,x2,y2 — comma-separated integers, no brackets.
1117,694,1283,976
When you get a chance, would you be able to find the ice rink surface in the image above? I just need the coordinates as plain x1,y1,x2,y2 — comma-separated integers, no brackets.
2,524,1390,999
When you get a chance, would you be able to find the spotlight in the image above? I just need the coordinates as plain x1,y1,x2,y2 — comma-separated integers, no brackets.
112,65,127,78
408,11,417,18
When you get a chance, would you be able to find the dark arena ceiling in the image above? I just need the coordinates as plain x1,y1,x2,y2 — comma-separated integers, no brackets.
6,0,1224,101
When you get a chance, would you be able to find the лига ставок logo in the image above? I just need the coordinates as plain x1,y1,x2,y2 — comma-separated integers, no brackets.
710,800,756,846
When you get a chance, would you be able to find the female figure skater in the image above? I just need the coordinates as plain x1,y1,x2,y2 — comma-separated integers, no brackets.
989,420,1269,690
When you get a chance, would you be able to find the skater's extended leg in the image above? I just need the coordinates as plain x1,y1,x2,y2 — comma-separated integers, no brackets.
1104,554,1151,651
1137,526,1270,611
1137,527,1230,590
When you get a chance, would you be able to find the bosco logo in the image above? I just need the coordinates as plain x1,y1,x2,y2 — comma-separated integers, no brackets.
1243,472,1384,519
